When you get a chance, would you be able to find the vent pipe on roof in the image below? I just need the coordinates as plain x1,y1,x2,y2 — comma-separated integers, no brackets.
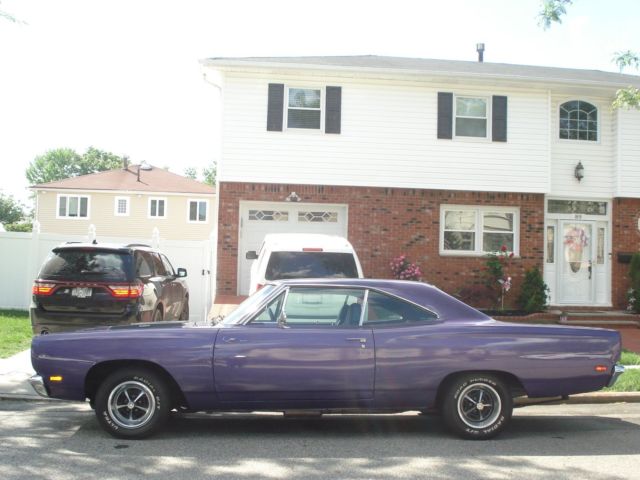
476,43,485,62
122,155,129,171
137,164,141,182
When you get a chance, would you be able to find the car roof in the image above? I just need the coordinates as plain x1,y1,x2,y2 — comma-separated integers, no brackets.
52,242,155,253
262,233,355,252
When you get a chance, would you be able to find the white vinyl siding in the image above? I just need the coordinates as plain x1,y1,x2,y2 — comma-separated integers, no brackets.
220,72,550,194
617,108,640,197
114,196,130,216
56,194,90,219
440,205,519,256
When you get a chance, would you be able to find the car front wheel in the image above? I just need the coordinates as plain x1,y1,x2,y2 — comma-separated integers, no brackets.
440,373,512,440
94,368,170,439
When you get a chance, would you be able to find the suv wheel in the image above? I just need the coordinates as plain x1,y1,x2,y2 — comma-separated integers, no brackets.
94,368,170,439
152,307,163,322
179,300,189,321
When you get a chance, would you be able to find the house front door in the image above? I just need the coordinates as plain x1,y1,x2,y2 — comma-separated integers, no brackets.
558,221,595,305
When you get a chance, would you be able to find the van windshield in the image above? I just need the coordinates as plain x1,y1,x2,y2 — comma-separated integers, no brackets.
265,252,359,280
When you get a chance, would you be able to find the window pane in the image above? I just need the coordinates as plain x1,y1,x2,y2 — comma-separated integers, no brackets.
559,100,597,141
483,212,514,232
597,227,605,264
546,226,555,263
444,231,475,251
444,211,475,230
284,288,364,327
158,200,165,217
189,201,197,221
40,250,129,282
265,252,359,280
135,252,153,277
251,293,285,323
456,118,487,137
483,232,514,252
161,255,175,276
79,197,88,217
68,197,79,217
288,109,321,129
198,202,207,221
117,199,127,214
288,88,320,108
456,97,486,117
364,291,437,326
59,197,67,217
150,200,157,216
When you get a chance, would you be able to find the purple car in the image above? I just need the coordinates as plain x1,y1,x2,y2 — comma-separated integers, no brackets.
29,279,625,440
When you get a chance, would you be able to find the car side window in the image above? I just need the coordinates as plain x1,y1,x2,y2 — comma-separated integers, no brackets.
161,254,175,276
282,287,365,328
151,253,167,276
364,291,438,327
250,292,285,324
135,252,153,278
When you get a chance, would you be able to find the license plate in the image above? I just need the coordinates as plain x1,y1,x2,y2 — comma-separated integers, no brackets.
71,287,92,298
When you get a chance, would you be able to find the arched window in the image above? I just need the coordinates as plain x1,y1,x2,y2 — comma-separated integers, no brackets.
559,100,598,141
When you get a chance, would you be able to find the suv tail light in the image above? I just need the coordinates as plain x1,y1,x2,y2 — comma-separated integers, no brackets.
108,283,143,299
32,282,56,296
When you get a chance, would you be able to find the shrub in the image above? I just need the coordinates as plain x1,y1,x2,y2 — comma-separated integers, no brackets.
628,253,640,313
517,266,549,313
484,245,514,310
390,254,422,281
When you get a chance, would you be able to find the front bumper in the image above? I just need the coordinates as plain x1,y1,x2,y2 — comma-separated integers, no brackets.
607,365,625,388
29,375,49,398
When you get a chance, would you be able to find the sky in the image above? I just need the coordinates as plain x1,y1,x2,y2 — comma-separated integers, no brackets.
0,0,639,207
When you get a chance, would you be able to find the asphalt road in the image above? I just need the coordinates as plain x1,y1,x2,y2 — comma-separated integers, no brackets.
1,400,639,480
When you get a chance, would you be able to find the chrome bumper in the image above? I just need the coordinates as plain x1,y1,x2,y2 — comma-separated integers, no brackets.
607,365,625,388
29,375,49,398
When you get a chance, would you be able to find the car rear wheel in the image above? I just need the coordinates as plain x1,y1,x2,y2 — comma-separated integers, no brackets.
440,373,512,440
94,368,170,439
179,299,189,321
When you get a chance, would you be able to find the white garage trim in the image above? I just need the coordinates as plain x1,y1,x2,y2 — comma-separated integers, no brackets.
238,201,349,294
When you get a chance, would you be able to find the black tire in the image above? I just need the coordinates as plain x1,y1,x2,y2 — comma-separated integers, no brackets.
179,299,189,321
440,373,512,440
152,306,163,323
94,368,170,439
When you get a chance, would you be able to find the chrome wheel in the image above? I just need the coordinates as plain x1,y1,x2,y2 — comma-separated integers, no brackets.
107,381,156,429
456,382,501,429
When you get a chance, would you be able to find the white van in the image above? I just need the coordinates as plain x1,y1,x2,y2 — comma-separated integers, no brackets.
245,233,364,295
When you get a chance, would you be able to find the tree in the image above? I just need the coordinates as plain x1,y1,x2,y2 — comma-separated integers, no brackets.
183,162,217,186
538,0,640,109
26,147,125,185
183,167,197,180
0,0,20,23
0,193,25,225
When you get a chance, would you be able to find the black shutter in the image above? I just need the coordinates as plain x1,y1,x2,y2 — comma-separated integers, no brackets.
437,92,453,139
325,86,342,134
492,95,508,142
266,83,284,131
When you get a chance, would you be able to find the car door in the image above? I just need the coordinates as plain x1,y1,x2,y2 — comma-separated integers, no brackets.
149,252,175,319
160,253,183,315
213,286,374,405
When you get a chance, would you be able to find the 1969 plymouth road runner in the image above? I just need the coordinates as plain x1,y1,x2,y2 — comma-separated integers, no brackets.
30,279,625,440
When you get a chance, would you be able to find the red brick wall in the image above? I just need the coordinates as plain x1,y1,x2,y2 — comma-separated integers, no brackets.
217,182,545,308
612,198,640,309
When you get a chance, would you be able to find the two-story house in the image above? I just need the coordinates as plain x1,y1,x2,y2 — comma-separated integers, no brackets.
201,55,640,310
31,163,216,241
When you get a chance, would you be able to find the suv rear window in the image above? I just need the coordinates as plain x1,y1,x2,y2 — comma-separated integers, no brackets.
39,250,132,282
265,252,358,280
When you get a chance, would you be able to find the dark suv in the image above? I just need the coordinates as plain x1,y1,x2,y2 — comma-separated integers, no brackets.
30,243,189,334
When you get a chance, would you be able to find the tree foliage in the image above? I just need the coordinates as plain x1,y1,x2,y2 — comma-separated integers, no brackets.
516,267,550,313
537,0,572,29
183,162,217,186
26,147,125,185
0,194,25,225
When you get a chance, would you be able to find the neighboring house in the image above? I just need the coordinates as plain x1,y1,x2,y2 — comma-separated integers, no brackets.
31,163,216,241
201,55,640,309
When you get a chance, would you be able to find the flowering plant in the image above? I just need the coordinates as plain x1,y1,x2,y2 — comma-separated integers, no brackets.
390,254,422,281
484,245,514,310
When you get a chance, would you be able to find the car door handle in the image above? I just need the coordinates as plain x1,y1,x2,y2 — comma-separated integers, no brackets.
346,337,367,343
222,337,248,344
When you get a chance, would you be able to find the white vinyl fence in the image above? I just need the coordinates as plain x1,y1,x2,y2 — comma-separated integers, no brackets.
0,224,216,324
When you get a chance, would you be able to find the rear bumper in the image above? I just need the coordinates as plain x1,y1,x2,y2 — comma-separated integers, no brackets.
30,307,141,334
29,375,49,398
607,364,625,388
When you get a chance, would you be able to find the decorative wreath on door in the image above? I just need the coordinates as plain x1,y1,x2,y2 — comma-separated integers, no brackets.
564,226,589,273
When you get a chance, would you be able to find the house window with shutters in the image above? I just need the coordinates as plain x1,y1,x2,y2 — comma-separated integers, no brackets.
287,88,322,130
267,84,341,134
438,92,507,142
455,96,488,138
57,194,90,219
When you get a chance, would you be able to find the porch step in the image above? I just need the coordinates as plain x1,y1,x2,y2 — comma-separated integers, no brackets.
559,311,640,327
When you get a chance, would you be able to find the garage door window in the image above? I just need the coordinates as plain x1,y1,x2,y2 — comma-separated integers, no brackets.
248,210,289,221
298,211,338,222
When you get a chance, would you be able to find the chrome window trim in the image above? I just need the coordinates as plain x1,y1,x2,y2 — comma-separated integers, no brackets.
358,289,369,327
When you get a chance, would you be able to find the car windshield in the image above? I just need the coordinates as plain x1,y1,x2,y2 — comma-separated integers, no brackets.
39,250,131,282
219,285,277,325
265,252,358,280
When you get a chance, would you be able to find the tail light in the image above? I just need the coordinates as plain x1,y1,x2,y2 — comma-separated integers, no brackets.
108,283,143,299
32,282,56,296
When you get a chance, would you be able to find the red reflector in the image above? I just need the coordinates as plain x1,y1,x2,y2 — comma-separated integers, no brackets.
109,284,143,298
32,283,55,296
595,365,608,373
302,248,323,252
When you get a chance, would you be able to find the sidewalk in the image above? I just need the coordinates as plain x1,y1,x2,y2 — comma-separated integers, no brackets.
0,349,40,400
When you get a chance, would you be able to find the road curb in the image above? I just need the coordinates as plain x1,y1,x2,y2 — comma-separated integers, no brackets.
0,393,60,402
565,392,640,404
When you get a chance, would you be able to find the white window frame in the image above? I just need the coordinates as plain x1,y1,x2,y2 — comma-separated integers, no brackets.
187,199,209,224
440,205,520,256
148,197,167,219
114,196,130,217
56,194,91,220
557,98,600,143
453,95,490,140
284,86,324,132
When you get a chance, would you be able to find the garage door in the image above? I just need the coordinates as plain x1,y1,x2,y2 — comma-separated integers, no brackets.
238,201,348,294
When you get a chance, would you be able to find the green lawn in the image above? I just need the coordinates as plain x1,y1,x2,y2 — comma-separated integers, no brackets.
621,349,640,366
603,367,640,393
0,310,32,359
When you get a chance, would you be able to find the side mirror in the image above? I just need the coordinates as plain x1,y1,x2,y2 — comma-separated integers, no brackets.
245,251,258,260
177,268,187,277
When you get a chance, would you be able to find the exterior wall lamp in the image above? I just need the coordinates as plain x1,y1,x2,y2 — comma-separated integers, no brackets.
285,191,301,202
574,161,585,182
